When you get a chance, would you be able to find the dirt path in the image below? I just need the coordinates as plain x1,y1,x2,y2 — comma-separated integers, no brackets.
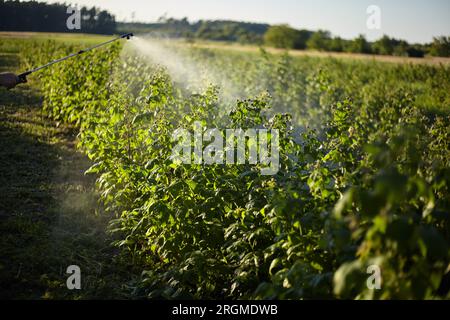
0,52,129,299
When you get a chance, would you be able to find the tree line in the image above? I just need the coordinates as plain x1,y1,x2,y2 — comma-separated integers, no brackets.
117,17,269,44
118,18,449,58
263,25,450,58
0,0,116,34
1,1,448,57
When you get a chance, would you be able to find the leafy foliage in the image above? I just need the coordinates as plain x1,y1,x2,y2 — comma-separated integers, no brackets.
22,39,450,299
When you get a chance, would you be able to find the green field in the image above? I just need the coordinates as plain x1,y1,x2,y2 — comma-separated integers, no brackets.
0,32,449,300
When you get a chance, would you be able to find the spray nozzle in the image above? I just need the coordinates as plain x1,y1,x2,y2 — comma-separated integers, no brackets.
122,33,134,40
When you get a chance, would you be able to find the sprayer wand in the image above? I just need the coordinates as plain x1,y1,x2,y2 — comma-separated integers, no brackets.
17,33,134,84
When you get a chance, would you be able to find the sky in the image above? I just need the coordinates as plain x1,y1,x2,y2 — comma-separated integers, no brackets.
42,0,449,43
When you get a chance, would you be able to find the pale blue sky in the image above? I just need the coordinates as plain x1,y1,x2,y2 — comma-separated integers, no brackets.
42,0,449,43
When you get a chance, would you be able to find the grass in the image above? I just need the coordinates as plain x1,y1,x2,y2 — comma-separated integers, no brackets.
0,37,132,299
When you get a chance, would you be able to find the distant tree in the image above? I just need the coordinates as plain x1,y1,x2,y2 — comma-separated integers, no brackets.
373,35,395,55
406,46,425,58
346,34,371,54
306,30,331,51
0,0,116,34
392,40,410,56
329,37,345,52
372,35,425,58
295,30,313,50
429,36,450,57
264,25,301,49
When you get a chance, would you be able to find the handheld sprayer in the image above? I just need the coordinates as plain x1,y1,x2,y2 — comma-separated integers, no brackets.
17,33,134,84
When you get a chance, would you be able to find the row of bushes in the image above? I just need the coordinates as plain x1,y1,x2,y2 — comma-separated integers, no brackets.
23,39,450,299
